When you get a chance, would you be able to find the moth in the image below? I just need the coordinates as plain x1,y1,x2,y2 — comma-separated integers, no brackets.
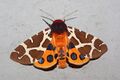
10,11,108,71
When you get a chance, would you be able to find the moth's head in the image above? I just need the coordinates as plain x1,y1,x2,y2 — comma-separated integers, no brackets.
50,19,68,34
42,19,68,34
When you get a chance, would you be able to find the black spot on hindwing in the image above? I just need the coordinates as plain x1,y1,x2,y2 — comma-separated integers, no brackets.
47,55,53,63
71,52,77,60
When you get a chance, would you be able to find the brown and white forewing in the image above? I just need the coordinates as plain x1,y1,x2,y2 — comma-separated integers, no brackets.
68,26,108,60
10,28,51,64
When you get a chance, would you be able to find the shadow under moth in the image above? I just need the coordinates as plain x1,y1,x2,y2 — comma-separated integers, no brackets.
10,11,108,71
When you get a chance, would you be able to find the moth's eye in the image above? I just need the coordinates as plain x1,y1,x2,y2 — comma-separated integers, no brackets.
47,44,54,50
79,54,85,60
38,58,44,64
54,54,58,59
69,42,75,49
71,52,77,60
47,55,53,62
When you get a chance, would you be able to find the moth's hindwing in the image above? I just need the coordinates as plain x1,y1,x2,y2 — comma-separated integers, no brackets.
33,49,57,70
10,28,51,65
67,26,108,60
67,46,90,67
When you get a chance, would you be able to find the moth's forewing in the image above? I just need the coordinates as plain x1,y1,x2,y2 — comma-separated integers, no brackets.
68,26,108,60
10,28,51,65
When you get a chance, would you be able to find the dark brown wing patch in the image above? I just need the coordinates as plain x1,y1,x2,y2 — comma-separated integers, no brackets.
75,29,94,43
10,45,31,64
10,51,31,65
92,39,108,59
70,37,79,45
29,49,44,61
78,45,92,57
24,31,44,48
15,45,26,56
42,39,50,48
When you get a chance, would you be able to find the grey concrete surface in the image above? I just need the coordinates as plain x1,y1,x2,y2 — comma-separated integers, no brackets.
0,0,120,80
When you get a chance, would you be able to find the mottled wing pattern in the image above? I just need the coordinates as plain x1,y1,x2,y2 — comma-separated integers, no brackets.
68,26,108,60
10,28,51,64
10,26,108,68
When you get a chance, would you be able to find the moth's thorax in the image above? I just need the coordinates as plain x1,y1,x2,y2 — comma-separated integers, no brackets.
50,19,68,34
51,32,69,48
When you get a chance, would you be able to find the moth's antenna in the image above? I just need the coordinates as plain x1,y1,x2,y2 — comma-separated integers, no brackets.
42,19,51,27
40,9,55,19
41,16,53,22
65,17,77,22
63,10,78,19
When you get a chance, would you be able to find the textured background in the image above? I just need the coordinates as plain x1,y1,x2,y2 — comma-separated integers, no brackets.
0,0,120,80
